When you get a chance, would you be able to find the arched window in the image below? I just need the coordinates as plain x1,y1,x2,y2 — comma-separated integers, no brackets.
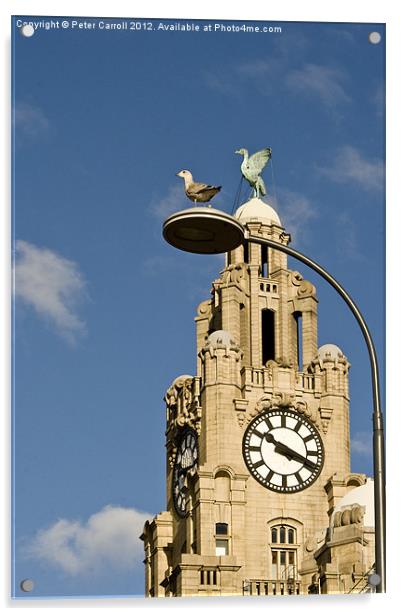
293,311,302,370
243,241,249,264
239,303,248,359
261,244,268,277
214,472,231,556
215,522,229,556
216,523,228,535
270,525,298,581
214,470,231,502
262,309,275,365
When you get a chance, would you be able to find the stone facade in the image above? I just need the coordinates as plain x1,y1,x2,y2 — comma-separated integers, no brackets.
140,198,375,597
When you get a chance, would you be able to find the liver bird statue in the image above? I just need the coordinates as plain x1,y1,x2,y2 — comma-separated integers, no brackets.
235,147,272,198
176,170,221,204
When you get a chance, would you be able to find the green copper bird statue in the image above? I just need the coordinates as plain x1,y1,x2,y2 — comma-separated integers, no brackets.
235,147,272,198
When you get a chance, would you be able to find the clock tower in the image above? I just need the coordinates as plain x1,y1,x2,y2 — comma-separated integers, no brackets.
141,197,375,596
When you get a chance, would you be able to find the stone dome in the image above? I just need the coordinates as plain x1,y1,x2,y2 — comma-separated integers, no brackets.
332,479,375,528
206,330,238,349
171,374,193,387
235,197,281,226
317,344,344,361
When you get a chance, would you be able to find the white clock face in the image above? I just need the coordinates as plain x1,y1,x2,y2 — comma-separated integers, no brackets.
172,430,198,517
242,409,324,493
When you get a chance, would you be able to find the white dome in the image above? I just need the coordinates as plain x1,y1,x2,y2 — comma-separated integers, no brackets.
317,344,344,360
332,479,375,527
207,330,236,347
235,197,281,226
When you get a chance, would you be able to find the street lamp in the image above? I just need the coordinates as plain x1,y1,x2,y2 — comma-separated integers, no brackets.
163,205,386,593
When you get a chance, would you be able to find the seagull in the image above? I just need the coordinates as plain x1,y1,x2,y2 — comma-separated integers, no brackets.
176,170,221,204
235,147,272,197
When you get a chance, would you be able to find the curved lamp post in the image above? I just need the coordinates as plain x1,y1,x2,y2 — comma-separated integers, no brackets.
163,206,386,593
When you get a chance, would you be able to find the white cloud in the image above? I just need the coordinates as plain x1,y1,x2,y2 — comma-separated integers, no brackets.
285,63,350,108
206,53,350,115
351,432,372,456
236,59,274,78
273,188,318,244
14,240,87,344
14,102,50,139
150,184,185,219
317,145,384,191
24,505,152,576
203,70,241,97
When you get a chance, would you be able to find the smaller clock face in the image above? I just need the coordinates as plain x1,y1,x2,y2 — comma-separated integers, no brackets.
172,430,198,517
242,409,324,493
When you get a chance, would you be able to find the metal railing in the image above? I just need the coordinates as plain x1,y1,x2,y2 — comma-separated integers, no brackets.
244,579,301,596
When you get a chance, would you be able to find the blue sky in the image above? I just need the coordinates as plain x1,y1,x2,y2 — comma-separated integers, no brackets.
12,15,385,598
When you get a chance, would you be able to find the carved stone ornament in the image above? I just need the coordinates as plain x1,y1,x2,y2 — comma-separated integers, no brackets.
259,392,295,411
242,392,319,427
304,537,316,553
333,505,365,528
202,331,242,360
197,299,212,318
274,356,293,368
237,412,246,427
221,263,247,287
241,392,293,426
319,407,333,434
296,398,317,424
305,529,326,553
265,360,275,379
290,271,316,298
167,444,177,469
234,399,249,428
165,375,202,440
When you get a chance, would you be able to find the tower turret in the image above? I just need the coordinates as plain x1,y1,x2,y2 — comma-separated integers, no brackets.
142,195,367,598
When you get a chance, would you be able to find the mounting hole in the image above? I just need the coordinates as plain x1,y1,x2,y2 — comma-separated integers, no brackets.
20,579,34,592
368,32,381,45
21,24,35,37
368,573,381,587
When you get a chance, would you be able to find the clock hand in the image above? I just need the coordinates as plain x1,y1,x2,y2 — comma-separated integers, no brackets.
265,433,292,460
265,433,293,458
178,461,197,477
279,448,317,472
265,433,317,471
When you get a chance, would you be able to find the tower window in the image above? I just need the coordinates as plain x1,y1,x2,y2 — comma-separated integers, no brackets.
261,244,268,277
271,549,297,581
215,539,229,556
240,303,248,360
243,242,249,264
262,309,275,365
200,569,217,585
271,525,297,545
215,523,228,535
270,525,298,581
294,312,302,370
192,526,197,554
214,470,230,501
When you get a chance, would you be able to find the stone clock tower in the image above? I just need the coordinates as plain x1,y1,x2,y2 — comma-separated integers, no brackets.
141,197,375,597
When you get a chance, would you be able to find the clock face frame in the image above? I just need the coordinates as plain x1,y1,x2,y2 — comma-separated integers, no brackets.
242,408,324,493
172,428,198,517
